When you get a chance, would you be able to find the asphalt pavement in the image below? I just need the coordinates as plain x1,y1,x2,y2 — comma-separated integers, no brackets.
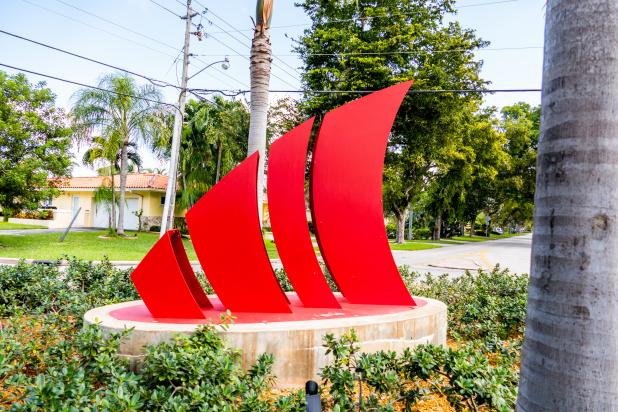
391,234,533,276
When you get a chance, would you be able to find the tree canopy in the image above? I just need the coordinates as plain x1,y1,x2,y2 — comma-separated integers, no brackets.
0,71,72,221
295,0,488,240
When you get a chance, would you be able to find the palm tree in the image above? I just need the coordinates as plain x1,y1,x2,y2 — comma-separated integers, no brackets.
517,1,618,409
72,73,169,236
82,136,143,233
248,0,273,223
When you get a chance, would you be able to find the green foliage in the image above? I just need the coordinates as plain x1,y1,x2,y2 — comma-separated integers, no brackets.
406,266,528,342
0,71,72,220
1,260,527,410
159,96,250,209
71,73,170,234
0,258,138,319
495,103,540,229
320,331,518,411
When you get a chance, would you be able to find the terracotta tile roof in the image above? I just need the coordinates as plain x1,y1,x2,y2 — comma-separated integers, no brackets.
51,173,168,191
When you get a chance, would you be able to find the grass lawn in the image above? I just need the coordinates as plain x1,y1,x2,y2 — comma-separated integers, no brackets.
0,222,47,230
389,241,442,251
0,230,282,261
451,232,529,242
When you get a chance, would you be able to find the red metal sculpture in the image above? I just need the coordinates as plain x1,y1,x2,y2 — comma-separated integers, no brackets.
131,82,418,318
131,230,212,319
268,119,341,308
186,152,292,313
310,81,416,306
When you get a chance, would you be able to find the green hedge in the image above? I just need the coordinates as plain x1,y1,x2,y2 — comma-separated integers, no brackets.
0,259,527,411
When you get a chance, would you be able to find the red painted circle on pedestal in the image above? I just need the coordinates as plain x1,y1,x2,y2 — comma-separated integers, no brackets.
109,293,427,324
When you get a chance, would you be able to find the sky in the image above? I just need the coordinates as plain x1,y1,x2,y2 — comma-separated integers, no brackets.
0,0,545,175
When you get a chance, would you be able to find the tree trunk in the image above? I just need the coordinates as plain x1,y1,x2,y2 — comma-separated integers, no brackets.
116,139,129,236
517,1,618,410
248,22,272,226
395,209,406,244
110,170,117,233
2,214,8,222
432,212,442,241
215,140,223,183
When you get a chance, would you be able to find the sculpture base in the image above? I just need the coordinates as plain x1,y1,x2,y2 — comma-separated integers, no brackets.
84,294,447,387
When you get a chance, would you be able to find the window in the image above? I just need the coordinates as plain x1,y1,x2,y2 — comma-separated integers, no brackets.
160,196,165,205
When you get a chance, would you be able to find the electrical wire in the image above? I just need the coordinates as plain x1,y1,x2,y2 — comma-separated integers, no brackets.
207,0,521,34
0,29,182,90
0,62,179,110
19,0,177,58
190,87,542,96
193,46,543,58
52,0,180,52
194,2,302,79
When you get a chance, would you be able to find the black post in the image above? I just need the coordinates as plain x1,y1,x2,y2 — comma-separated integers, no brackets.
305,380,321,412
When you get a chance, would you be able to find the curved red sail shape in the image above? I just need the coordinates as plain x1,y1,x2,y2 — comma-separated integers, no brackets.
186,152,291,313
268,119,341,308
131,230,212,319
310,81,416,306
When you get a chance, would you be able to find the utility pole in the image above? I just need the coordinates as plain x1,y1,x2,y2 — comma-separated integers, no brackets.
160,0,196,237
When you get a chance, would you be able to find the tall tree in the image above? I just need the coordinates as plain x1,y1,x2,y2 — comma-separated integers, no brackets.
518,1,618,409
248,0,273,223
495,103,540,231
297,0,486,242
0,71,71,221
72,73,169,236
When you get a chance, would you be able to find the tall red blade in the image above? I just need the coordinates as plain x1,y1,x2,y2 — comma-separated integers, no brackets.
131,230,211,319
310,81,416,306
186,152,291,313
268,119,341,308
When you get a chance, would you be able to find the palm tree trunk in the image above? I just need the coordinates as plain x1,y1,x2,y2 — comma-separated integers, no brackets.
110,170,117,233
117,139,129,236
517,1,618,409
248,5,272,225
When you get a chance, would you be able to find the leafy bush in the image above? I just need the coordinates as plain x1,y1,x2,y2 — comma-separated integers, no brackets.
0,260,527,411
148,225,160,232
413,227,432,239
320,331,519,411
11,210,53,220
405,265,528,342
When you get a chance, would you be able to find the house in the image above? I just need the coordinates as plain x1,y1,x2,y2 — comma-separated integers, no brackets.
48,173,184,231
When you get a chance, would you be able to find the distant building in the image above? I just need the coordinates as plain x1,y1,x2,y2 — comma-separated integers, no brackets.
48,173,184,231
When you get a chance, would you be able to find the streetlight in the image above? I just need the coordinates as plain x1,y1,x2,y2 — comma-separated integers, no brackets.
188,56,230,80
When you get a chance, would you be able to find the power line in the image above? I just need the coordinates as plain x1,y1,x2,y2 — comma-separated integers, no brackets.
191,87,542,96
143,0,250,89
147,0,184,18
196,2,303,79
194,46,543,58
208,0,522,35
0,29,182,90
19,0,177,59
52,0,179,52
206,33,297,88
0,62,179,110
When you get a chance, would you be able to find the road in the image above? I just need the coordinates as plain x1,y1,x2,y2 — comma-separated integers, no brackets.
391,234,532,276
0,232,532,277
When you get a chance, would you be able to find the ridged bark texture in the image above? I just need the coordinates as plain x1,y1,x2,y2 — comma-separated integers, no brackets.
117,139,129,235
517,1,618,410
248,25,271,225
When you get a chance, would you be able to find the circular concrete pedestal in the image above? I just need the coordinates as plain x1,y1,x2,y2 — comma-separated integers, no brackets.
84,294,446,387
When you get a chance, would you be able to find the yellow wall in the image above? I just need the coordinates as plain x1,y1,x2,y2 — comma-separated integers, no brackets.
51,190,186,228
